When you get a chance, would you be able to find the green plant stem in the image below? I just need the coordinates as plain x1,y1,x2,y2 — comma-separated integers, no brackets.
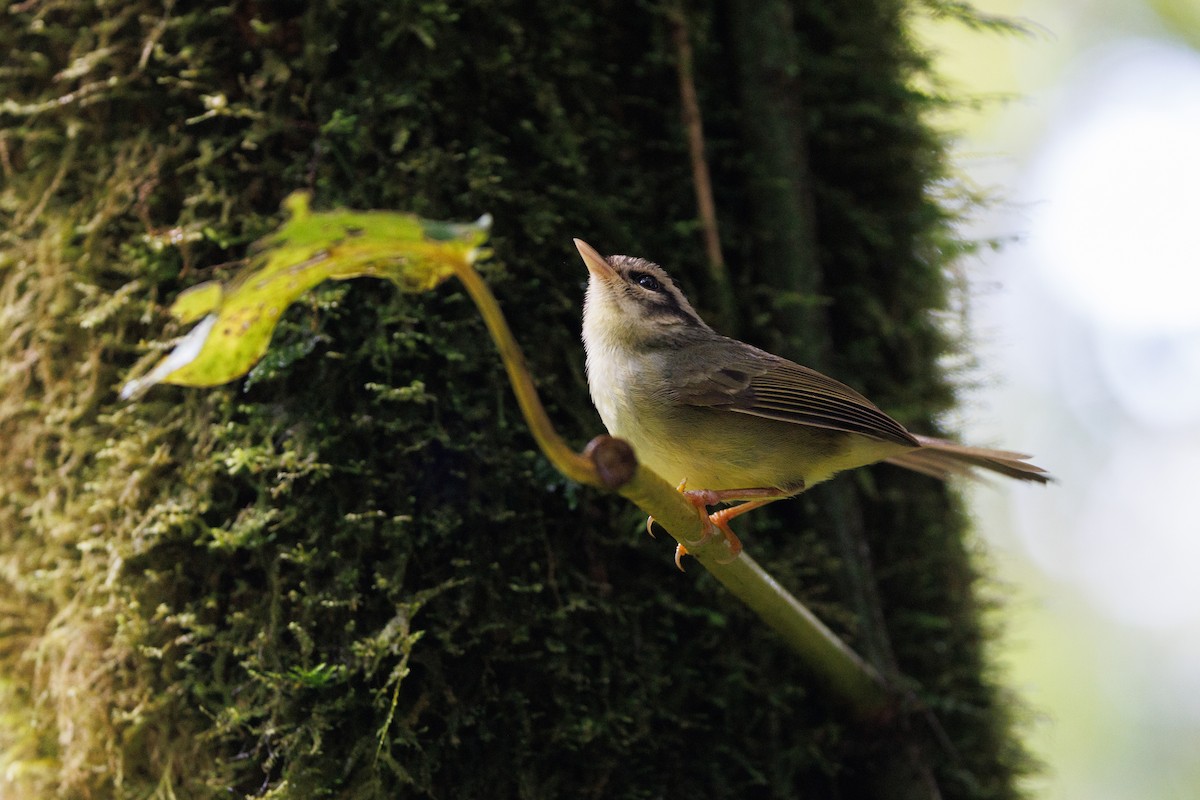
452,261,600,487
453,261,892,718
611,446,890,718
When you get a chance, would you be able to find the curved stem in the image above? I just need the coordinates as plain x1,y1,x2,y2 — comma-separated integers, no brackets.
453,261,598,486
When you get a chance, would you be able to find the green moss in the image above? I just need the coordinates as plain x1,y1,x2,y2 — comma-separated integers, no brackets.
1,1,1033,797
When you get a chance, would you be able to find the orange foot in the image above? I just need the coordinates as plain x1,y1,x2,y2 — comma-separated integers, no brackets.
671,492,746,570
679,491,792,569
650,483,784,570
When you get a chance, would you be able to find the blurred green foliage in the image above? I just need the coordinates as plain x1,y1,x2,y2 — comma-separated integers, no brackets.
0,1,1032,798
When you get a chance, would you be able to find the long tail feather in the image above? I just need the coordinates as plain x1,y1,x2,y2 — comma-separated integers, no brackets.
885,434,1051,484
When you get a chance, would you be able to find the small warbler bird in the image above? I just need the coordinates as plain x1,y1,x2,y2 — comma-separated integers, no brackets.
575,239,1048,566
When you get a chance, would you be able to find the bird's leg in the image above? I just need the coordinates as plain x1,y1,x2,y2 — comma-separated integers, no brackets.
645,479,727,569
710,497,782,534
672,487,792,569
643,482,724,563
681,486,790,507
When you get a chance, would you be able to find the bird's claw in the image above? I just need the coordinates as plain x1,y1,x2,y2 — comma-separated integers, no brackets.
674,543,688,571
645,479,691,541
677,482,743,568
648,478,744,569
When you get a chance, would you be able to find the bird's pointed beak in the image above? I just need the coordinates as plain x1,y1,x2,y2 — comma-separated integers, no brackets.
574,238,617,281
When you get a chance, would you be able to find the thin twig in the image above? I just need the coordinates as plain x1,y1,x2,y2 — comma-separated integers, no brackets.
668,4,726,279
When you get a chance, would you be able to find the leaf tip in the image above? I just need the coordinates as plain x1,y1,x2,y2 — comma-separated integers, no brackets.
282,191,312,219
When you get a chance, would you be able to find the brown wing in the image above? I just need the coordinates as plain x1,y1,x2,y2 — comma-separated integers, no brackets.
668,341,919,448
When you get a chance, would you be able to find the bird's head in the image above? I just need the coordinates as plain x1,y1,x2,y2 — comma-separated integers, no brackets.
575,239,710,350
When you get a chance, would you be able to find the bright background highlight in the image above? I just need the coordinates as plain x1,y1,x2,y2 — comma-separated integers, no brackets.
916,3,1200,798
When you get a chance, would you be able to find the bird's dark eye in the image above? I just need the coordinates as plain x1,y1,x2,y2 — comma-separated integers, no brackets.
630,271,662,292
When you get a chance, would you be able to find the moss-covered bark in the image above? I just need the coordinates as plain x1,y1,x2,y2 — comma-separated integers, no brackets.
1,1,1030,798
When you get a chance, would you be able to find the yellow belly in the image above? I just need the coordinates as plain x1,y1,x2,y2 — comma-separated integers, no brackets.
605,402,912,495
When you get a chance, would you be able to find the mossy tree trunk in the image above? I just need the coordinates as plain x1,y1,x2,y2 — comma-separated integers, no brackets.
1,2,1030,798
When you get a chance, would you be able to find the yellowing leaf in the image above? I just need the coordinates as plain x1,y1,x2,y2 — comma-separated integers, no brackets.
121,193,490,399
